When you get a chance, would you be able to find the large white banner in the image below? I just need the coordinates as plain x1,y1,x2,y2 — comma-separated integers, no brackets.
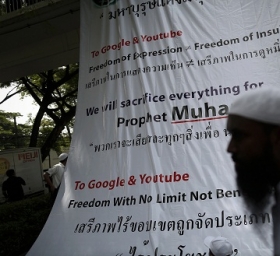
28,0,280,255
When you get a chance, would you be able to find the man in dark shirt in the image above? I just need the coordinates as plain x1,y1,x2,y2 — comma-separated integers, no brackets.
2,169,26,202
226,86,280,255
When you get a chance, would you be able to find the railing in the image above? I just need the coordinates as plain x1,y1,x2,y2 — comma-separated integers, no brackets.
1,0,46,15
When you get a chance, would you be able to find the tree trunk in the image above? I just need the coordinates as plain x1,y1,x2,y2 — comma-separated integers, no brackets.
40,106,76,161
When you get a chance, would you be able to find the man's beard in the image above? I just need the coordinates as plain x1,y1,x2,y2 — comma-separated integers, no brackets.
235,150,275,214
235,153,275,243
236,170,272,213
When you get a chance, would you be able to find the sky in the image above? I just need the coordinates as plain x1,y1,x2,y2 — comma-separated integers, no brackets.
0,87,39,123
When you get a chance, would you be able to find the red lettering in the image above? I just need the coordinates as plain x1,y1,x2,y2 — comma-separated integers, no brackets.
139,171,189,184
99,39,130,54
18,151,38,161
141,30,183,42
88,177,125,190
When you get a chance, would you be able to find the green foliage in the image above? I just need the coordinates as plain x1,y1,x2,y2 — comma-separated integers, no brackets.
0,109,71,152
0,194,52,256
0,63,78,158
33,117,71,153
0,111,32,150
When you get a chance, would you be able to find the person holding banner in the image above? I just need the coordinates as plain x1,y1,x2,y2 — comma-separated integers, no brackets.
44,152,68,203
226,86,280,255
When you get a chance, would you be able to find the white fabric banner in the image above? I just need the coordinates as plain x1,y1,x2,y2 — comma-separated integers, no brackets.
28,0,280,255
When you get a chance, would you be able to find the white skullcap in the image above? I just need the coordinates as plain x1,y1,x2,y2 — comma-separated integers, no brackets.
58,153,68,162
229,86,280,125
204,236,233,256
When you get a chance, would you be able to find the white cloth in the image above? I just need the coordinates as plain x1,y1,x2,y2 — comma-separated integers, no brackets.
58,153,68,162
273,183,280,256
204,236,233,256
46,162,65,189
229,86,280,125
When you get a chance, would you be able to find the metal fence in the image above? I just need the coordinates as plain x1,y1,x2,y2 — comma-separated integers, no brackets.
1,0,45,14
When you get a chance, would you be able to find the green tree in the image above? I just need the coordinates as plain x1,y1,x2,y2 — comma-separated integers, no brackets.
0,111,31,150
0,64,78,160
36,117,72,156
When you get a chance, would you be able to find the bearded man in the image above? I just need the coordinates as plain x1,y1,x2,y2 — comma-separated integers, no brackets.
226,86,280,256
